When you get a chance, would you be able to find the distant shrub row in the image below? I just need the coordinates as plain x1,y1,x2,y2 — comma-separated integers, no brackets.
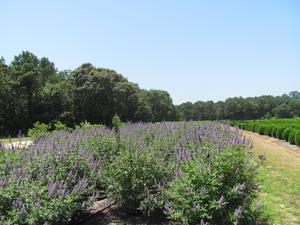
231,118,300,146
28,121,103,141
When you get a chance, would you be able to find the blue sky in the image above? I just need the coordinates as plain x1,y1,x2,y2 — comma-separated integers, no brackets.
1,0,299,104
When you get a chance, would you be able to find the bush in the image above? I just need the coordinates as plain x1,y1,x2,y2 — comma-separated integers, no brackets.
250,123,256,132
1,121,259,224
282,128,292,142
85,136,120,165
166,147,258,225
271,127,278,138
238,123,243,129
254,125,261,133
257,126,266,135
240,123,245,130
54,121,70,131
295,131,300,147
0,130,104,225
27,122,50,141
263,126,274,136
104,149,171,215
242,123,251,131
275,127,285,140
76,121,104,129
288,130,296,145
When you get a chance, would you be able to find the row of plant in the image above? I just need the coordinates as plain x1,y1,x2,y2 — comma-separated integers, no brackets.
231,118,300,146
0,120,261,225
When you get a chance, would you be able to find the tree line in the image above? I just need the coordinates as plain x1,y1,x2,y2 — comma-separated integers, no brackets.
0,51,299,136
176,91,300,121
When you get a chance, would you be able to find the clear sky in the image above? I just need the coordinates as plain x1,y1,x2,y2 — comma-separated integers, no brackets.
1,0,299,104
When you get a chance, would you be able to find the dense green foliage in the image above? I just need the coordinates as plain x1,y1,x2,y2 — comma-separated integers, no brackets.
0,130,104,225
295,131,300,146
27,121,50,141
0,52,176,136
0,122,259,225
1,51,299,136
166,147,258,225
176,92,300,121
234,118,300,146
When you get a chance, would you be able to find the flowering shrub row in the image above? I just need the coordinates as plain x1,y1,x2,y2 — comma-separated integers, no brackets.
0,122,259,225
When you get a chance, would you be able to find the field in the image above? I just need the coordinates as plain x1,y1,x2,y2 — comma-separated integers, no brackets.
0,121,259,225
232,118,300,146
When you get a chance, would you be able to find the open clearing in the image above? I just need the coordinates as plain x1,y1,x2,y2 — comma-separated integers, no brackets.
243,131,300,225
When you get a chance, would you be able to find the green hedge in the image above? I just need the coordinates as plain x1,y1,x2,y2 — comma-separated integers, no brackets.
295,131,300,147
288,130,296,145
233,118,300,146
275,127,286,140
271,127,278,138
282,128,293,142
264,126,274,136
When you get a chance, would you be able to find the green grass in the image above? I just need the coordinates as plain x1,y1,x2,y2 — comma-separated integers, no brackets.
0,137,31,144
247,131,300,225
258,165,300,224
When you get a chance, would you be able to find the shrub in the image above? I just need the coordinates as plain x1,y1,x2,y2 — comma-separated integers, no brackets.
85,136,120,165
0,130,105,225
1,121,258,224
244,123,253,131
295,131,300,147
238,123,243,129
166,147,258,225
254,124,261,133
250,123,256,132
241,123,252,132
229,121,236,127
54,121,70,131
282,128,292,142
288,130,296,145
257,126,266,135
103,149,171,216
264,126,274,136
275,127,285,140
240,123,245,130
27,122,50,141
271,127,278,138
76,121,103,129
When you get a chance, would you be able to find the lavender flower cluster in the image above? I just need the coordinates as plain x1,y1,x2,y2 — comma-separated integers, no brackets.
0,121,255,225
0,126,111,224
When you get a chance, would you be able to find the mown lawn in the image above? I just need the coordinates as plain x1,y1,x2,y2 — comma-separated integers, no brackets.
244,131,300,225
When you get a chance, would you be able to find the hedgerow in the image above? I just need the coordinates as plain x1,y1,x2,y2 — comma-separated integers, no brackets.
271,127,278,138
295,131,300,146
275,127,286,140
282,128,293,141
288,130,296,145
235,118,300,146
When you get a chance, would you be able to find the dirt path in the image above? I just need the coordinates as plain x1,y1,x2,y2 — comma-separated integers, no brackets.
242,131,300,225
243,130,300,168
